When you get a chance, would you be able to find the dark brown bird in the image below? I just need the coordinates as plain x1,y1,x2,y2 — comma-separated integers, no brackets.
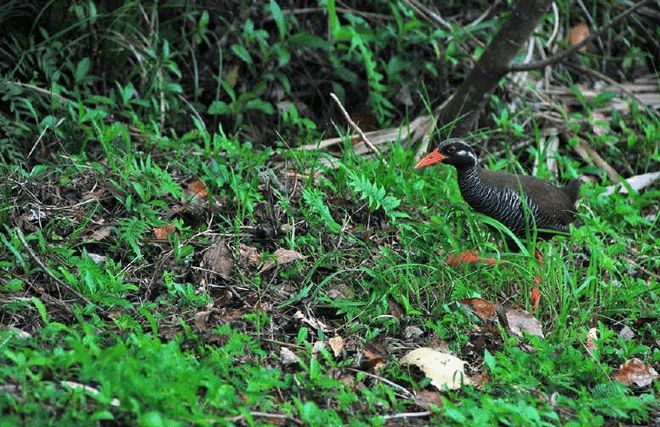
416,138,581,242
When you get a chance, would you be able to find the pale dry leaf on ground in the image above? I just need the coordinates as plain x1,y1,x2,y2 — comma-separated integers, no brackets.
618,325,635,341
613,358,658,387
293,310,329,332
460,298,498,322
312,341,326,354
585,328,598,355
90,226,113,241
501,307,544,338
400,347,472,391
260,248,305,273
328,336,345,357
404,326,424,340
280,347,299,365
202,241,234,278
86,253,106,263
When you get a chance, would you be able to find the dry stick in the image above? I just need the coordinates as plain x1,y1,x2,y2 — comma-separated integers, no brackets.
508,0,651,72
563,62,648,107
329,92,385,162
573,138,621,183
382,411,433,422
15,227,92,305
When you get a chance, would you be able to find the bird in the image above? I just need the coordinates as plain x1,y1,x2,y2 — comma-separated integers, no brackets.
415,138,581,309
415,138,581,242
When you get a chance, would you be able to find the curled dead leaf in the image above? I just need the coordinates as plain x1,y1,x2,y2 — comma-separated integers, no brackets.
400,347,472,390
239,244,261,266
194,310,211,331
153,223,176,240
414,390,442,409
280,347,299,365
568,22,589,52
328,336,345,357
202,241,234,279
260,248,305,273
501,307,544,338
186,178,208,199
613,358,658,387
460,298,498,321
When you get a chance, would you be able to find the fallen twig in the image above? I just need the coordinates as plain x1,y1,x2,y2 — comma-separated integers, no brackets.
508,0,651,72
329,92,384,161
15,227,92,305
382,411,433,422
603,171,660,195
573,138,621,183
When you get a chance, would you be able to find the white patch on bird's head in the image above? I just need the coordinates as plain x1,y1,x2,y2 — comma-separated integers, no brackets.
457,150,478,162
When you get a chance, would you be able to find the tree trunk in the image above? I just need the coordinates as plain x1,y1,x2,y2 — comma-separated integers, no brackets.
436,0,553,137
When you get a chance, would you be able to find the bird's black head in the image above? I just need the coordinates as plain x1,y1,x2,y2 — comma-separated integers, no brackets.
415,138,478,170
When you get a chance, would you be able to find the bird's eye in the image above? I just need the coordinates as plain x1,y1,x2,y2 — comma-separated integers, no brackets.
446,146,456,154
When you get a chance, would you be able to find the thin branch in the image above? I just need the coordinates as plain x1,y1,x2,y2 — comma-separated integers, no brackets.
15,227,92,305
329,92,385,161
563,62,648,106
382,411,433,421
508,0,650,72
545,2,560,48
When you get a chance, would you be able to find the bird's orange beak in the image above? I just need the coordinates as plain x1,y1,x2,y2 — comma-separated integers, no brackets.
415,149,446,169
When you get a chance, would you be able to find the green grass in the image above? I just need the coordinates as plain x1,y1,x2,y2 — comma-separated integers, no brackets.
1,1,659,425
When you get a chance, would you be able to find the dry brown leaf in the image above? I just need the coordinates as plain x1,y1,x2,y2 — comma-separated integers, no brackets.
460,298,498,321
328,336,345,357
568,22,589,52
362,339,387,371
414,390,442,409
194,310,211,331
400,347,472,390
260,248,305,273
388,298,405,318
186,178,208,199
153,223,176,239
585,327,598,355
280,347,299,365
239,244,261,266
470,374,491,391
202,241,234,278
501,307,544,338
613,358,658,387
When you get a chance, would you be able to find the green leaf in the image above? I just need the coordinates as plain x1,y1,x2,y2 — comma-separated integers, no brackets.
74,58,91,83
208,101,231,115
31,297,49,324
245,99,275,114
484,349,496,372
269,0,286,39
231,44,252,64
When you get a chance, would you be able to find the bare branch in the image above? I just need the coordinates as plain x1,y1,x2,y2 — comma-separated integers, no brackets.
508,0,651,72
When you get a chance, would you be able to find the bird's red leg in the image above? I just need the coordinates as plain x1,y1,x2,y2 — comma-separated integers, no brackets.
531,249,543,310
